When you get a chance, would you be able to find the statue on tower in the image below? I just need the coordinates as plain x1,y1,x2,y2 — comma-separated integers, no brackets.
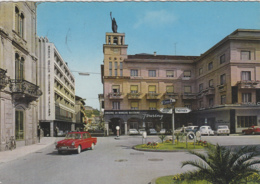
110,12,118,33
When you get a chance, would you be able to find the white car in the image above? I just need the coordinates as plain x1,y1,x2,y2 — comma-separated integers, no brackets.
138,129,146,135
199,126,214,136
159,129,166,134
129,129,139,135
215,125,230,136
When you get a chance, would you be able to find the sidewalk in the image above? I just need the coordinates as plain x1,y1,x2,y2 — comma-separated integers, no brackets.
0,137,57,164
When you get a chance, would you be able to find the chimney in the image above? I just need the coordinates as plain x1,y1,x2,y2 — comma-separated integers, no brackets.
154,52,156,56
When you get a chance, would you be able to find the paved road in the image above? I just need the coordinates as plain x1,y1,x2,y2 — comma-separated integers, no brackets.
0,135,259,184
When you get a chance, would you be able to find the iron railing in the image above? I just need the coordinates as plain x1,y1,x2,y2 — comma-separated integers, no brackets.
9,79,42,97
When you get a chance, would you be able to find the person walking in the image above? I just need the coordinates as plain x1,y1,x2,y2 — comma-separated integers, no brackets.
55,126,59,137
37,125,41,143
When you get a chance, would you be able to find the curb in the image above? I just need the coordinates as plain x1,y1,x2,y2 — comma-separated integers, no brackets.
132,146,205,152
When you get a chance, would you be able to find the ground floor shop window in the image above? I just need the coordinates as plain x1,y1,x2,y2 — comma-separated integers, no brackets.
237,116,257,128
15,110,24,140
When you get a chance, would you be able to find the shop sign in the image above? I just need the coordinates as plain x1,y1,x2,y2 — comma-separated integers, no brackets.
241,102,260,106
175,107,191,113
142,114,163,120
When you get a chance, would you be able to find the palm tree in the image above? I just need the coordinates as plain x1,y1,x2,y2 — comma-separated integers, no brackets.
181,144,260,184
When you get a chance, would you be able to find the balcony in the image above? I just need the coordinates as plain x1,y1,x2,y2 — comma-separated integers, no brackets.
237,80,260,89
127,93,142,100
9,79,42,104
182,93,197,100
217,84,227,93
164,92,179,99
108,92,124,100
146,93,160,100
0,68,9,90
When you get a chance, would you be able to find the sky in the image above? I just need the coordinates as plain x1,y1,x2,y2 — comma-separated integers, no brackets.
37,1,260,109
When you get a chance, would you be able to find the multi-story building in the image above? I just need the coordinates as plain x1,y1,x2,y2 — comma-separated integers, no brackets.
101,29,260,135
37,37,76,136
75,95,87,130
0,2,42,150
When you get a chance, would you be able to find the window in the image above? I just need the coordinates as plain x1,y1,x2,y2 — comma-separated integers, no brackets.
15,7,19,33
112,85,120,93
221,95,226,105
166,86,174,94
199,68,203,75
199,101,203,108
209,79,214,87
241,51,251,60
114,62,118,76
149,102,157,110
237,116,257,128
184,102,192,109
209,98,214,107
242,93,252,103
19,13,24,38
148,85,156,93
131,102,138,110
15,53,24,80
14,7,24,38
184,86,191,93
208,62,213,71
15,110,24,140
112,101,120,110
220,74,226,85
183,70,191,77
220,54,226,64
166,70,174,77
109,62,112,76
241,71,251,81
199,83,203,92
130,69,138,77
120,62,123,76
149,70,156,77
130,85,138,93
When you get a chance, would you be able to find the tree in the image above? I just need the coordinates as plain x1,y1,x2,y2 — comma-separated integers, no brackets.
181,144,260,184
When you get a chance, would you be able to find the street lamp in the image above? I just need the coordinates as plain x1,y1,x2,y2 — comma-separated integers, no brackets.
71,70,100,76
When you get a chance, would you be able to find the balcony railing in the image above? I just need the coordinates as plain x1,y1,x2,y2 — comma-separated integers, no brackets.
0,68,9,90
127,92,142,100
182,93,197,100
198,87,215,97
217,84,227,92
164,92,179,99
237,80,260,89
108,92,124,99
146,93,160,100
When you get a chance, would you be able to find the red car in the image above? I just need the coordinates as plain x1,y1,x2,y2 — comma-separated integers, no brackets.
242,126,260,135
55,131,97,154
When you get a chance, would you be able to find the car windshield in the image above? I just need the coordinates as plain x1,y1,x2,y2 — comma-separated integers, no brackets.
218,126,228,129
65,133,81,139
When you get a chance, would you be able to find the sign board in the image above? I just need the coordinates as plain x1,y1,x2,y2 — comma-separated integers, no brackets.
175,107,191,114
159,108,172,114
161,99,176,105
187,132,195,140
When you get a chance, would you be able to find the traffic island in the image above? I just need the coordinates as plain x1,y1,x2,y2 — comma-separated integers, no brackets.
133,141,206,152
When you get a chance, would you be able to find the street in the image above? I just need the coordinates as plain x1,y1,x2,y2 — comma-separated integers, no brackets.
0,135,260,184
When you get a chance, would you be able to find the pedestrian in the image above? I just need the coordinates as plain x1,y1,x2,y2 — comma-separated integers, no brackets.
37,125,41,143
55,126,59,137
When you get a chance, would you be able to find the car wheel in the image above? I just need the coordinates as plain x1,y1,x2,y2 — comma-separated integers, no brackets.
90,143,95,150
77,145,81,154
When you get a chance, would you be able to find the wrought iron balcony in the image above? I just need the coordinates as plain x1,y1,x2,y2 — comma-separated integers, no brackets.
9,79,42,103
108,92,124,99
164,92,179,99
146,93,160,100
217,84,227,92
127,92,142,100
0,68,9,90
237,80,260,89
182,93,197,100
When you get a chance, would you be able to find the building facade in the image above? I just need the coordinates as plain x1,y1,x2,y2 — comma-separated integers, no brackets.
101,29,260,135
0,2,42,150
37,37,76,136
75,95,87,130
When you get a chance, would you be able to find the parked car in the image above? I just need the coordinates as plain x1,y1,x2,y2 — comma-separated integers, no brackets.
199,126,214,136
148,129,157,135
186,126,199,133
138,129,146,135
55,131,97,154
174,127,187,134
129,129,139,135
159,129,166,134
215,125,230,136
242,126,260,135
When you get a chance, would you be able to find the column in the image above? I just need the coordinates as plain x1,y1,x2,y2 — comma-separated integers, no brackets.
118,36,121,45
50,121,54,137
124,122,127,135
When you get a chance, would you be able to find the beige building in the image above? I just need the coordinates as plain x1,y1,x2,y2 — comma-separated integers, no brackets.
0,2,42,150
101,29,260,135
37,37,76,136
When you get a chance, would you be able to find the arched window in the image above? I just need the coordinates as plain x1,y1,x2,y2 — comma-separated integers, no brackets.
15,7,19,32
15,54,24,80
20,13,24,38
